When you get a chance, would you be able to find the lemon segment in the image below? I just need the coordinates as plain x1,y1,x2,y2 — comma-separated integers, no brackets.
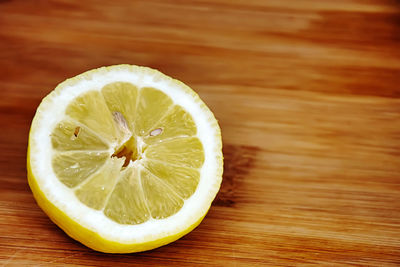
51,119,109,151
101,82,138,133
66,91,118,143
145,137,205,168
104,167,150,225
143,160,200,199
75,157,124,210
134,87,173,136
140,168,184,219
52,151,109,188
144,105,197,145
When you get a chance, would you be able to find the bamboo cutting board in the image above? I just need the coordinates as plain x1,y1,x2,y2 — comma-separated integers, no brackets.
1,0,400,265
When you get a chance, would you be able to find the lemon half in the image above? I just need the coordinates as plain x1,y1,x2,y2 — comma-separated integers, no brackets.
27,65,223,253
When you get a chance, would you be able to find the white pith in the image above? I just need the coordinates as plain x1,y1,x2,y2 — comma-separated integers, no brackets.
29,65,222,244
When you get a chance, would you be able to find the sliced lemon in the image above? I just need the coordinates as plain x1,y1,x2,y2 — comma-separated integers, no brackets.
27,65,223,253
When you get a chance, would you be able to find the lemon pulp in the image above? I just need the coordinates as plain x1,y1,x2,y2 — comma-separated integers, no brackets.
51,82,203,225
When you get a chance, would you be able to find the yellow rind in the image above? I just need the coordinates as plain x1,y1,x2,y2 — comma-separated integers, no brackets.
27,64,223,253
28,148,207,253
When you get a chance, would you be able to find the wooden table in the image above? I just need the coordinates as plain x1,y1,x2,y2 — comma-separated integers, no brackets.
1,0,400,265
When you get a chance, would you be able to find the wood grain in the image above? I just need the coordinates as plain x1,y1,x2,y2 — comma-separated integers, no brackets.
1,0,400,265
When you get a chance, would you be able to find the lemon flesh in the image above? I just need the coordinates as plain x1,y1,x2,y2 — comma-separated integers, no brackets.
52,84,203,224
28,65,223,253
